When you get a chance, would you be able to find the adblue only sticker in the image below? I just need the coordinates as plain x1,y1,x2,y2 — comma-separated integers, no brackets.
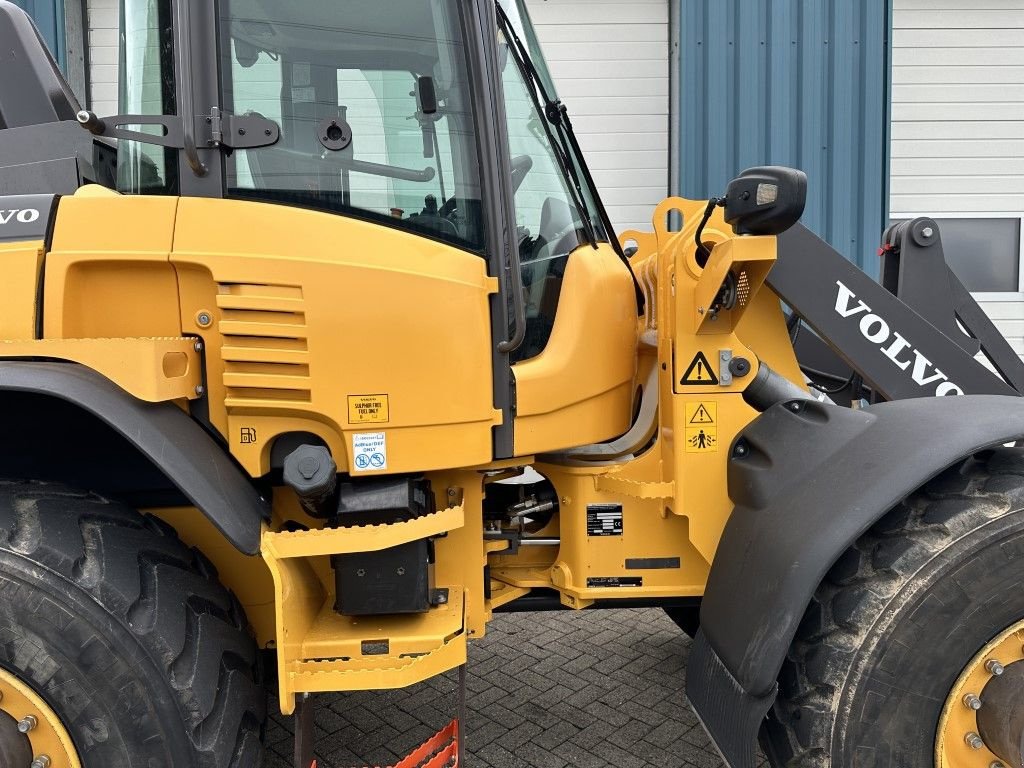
352,432,387,472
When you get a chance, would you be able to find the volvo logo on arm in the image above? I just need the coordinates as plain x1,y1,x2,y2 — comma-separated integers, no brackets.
0,209,41,225
834,280,965,397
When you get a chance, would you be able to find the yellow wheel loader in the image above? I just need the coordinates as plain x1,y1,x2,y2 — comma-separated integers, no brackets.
2,1,1024,766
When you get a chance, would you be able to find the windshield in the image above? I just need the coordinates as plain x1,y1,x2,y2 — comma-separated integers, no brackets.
219,0,486,252
497,0,609,244
117,0,178,194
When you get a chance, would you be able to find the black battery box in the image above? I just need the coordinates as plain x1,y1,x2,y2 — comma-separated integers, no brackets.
330,476,437,616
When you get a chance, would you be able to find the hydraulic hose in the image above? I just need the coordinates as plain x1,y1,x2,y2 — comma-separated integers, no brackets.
743,362,817,413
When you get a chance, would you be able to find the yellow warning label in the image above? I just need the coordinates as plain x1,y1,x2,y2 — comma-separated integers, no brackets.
348,394,390,424
685,402,717,453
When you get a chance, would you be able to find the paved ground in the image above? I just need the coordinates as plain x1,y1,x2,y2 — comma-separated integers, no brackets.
264,607,758,768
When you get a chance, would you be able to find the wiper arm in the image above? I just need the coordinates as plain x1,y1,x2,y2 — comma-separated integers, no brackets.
496,5,597,248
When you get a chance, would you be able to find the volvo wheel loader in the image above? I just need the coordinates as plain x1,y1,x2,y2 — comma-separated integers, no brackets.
4,1,1024,767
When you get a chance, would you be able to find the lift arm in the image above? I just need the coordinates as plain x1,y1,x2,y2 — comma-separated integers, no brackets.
771,222,1024,400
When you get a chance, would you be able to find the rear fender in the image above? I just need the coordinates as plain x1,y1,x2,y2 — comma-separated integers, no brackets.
688,394,1024,767
0,361,269,554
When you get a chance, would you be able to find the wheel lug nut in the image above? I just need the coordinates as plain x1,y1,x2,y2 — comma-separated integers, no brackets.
966,732,985,750
963,693,983,710
17,714,37,733
986,659,1005,676
30,757,51,768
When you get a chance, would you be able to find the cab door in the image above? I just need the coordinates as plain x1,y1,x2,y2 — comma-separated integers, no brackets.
493,23,638,456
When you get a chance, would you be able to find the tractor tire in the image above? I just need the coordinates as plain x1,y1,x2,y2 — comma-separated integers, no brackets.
761,448,1024,767
0,481,265,768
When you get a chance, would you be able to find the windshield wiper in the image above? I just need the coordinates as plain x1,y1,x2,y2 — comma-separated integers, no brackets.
496,5,597,248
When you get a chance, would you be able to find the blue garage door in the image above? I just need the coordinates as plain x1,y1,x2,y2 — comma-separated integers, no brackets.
9,0,66,70
678,0,892,276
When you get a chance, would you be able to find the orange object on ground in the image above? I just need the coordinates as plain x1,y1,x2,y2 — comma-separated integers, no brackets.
393,720,460,768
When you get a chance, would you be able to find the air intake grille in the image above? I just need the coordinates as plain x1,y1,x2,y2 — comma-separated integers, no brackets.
217,283,311,403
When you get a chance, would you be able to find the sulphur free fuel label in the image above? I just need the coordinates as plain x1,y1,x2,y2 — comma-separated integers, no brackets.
352,432,387,472
348,394,389,424
685,401,717,453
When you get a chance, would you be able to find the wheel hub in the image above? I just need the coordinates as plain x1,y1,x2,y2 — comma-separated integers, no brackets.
0,667,81,768
977,660,1024,765
937,619,1024,768
0,709,33,767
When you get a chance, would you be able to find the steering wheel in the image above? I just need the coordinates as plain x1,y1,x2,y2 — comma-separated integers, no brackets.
511,154,534,193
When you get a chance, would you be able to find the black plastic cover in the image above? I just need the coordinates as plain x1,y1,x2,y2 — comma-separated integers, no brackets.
335,476,435,525
331,476,436,616
0,194,57,243
0,1,80,129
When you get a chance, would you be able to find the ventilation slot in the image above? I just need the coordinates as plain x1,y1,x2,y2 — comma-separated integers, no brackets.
217,283,312,403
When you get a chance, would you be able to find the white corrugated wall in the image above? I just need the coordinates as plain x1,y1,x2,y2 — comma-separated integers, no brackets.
86,0,118,115
891,0,1024,355
526,0,669,234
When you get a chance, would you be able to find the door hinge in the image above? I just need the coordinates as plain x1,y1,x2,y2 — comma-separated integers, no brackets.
202,107,280,150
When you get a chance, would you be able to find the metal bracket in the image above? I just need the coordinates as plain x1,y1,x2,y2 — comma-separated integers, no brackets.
202,106,280,150
293,694,314,768
719,349,733,387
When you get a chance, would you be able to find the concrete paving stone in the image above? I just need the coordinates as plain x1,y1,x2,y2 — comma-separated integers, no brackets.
475,742,534,768
263,607,767,767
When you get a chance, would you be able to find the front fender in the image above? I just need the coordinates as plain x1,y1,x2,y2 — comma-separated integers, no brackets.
688,394,1024,768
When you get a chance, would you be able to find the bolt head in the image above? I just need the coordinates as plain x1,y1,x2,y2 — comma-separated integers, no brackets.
396,567,406,576
987,659,1005,676
30,757,51,768
17,715,37,733
963,693,982,710
966,731,984,750
194,341,204,352
196,312,212,327
921,227,934,238
195,385,205,396
437,592,448,604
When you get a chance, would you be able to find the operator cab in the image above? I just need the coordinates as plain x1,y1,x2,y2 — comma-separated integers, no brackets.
7,0,638,457
108,0,624,365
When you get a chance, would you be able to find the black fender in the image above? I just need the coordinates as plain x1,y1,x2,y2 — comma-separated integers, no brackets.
687,394,1024,768
0,361,269,554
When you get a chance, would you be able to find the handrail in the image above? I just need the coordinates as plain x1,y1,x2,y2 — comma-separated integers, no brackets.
174,0,207,177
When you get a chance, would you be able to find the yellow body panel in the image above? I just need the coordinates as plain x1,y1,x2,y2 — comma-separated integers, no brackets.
0,240,43,339
0,336,202,401
513,243,638,455
44,195,182,339
171,197,501,476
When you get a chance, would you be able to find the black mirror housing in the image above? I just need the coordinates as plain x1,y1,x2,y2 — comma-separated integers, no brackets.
724,166,807,236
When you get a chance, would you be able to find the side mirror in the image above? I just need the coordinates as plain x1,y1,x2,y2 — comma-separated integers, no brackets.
724,166,807,236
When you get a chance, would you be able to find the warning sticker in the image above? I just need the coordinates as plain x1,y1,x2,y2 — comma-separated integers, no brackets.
348,394,390,424
686,401,717,425
685,401,718,453
352,432,387,472
681,351,719,386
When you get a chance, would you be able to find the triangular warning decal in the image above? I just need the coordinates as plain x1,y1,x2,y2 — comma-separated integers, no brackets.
689,404,715,424
681,351,719,386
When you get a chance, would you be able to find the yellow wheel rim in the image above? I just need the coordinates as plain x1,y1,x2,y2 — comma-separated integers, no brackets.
936,619,1024,768
0,666,81,768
